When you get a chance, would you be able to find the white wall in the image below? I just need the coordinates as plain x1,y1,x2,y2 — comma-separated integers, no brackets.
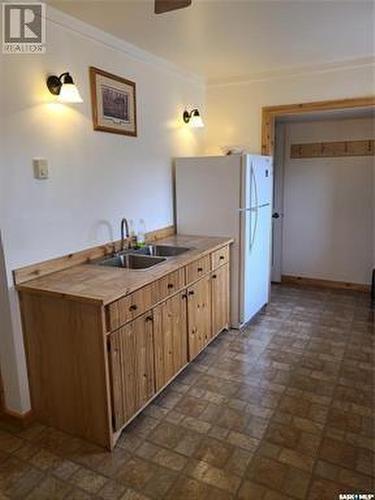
281,118,374,285
205,63,374,154
0,7,205,413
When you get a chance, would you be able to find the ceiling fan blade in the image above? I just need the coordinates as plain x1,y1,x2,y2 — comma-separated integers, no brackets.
154,0,192,14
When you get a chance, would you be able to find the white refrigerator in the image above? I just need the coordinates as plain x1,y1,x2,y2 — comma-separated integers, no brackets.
175,154,273,328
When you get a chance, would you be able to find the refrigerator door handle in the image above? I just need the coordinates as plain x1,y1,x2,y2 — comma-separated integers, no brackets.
250,207,258,252
250,164,259,252
251,162,259,210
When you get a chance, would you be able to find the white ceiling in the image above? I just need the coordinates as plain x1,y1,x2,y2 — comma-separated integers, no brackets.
49,0,375,81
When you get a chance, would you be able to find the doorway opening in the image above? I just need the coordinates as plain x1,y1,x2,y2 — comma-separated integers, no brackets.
262,97,375,290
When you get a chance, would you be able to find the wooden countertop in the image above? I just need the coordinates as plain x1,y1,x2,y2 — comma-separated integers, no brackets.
17,235,233,305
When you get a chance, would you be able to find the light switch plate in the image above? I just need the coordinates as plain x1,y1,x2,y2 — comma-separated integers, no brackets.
33,158,49,179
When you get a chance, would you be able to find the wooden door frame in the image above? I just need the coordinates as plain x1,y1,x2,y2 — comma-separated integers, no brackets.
0,369,4,414
262,95,375,290
261,96,375,156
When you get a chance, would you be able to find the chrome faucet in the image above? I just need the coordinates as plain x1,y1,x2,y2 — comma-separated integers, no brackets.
120,218,130,252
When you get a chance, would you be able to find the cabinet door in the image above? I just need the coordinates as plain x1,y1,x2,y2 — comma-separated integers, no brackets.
211,264,230,338
153,292,188,391
108,313,155,431
187,275,211,361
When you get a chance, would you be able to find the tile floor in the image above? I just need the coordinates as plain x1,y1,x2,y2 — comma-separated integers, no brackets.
0,285,374,499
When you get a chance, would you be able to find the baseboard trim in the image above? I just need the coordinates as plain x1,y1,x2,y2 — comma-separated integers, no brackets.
0,408,33,428
281,275,370,293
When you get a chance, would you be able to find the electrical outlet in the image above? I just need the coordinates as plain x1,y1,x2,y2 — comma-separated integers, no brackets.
33,158,49,180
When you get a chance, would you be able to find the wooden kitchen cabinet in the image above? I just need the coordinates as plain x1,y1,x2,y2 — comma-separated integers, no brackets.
17,237,232,449
187,274,212,360
211,264,230,338
153,291,188,391
108,312,155,431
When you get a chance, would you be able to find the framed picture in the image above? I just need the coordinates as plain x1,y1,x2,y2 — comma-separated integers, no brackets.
89,67,137,137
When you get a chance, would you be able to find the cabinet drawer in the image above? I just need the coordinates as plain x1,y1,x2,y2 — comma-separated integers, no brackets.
185,255,211,284
211,246,229,269
106,285,152,331
151,268,185,303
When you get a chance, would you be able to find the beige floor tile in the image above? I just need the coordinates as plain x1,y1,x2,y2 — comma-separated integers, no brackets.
193,436,234,469
120,489,151,500
97,479,127,500
237,479,267,499
142,465,177,497
70,466,108,494
185,459,241,493
152,447,188,471
165,475,234,500
115,457,156,490
26,475,72,500
278,448,315,473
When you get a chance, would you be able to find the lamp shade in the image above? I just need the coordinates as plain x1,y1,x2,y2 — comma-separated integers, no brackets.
189,110,204,128
57,82,83,103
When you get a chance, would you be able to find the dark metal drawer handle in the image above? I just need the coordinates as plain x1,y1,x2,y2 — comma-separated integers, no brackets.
188,290,195,296
182,294,188,300
129,304,138,311
145,316,153,322
219,255,225,260
167,283,174,289
197,267,203,272
212,274,217,279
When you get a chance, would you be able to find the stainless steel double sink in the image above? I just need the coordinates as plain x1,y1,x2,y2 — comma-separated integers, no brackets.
93,244,191,270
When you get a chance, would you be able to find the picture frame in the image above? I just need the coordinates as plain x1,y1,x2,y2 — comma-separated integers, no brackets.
89,66,137,137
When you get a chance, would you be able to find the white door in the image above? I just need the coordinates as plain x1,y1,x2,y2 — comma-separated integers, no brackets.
271,123,285,283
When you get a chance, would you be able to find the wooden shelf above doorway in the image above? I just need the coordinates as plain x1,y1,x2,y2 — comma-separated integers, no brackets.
290,139,374,159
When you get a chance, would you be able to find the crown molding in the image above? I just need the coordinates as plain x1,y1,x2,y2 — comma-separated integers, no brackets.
208,57,375,88
44,5,205,87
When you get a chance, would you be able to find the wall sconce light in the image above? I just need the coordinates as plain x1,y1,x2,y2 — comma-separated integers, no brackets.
183,108,204,128
46,72,83,103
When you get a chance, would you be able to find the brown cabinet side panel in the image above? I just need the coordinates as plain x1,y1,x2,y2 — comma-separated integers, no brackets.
211,264,230,338
153,292,188,391
187,275,212,361
109,313,155,431
20,293,111,448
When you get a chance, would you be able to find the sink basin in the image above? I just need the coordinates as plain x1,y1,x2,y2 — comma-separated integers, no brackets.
97,253,166,269
134,245,191,257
